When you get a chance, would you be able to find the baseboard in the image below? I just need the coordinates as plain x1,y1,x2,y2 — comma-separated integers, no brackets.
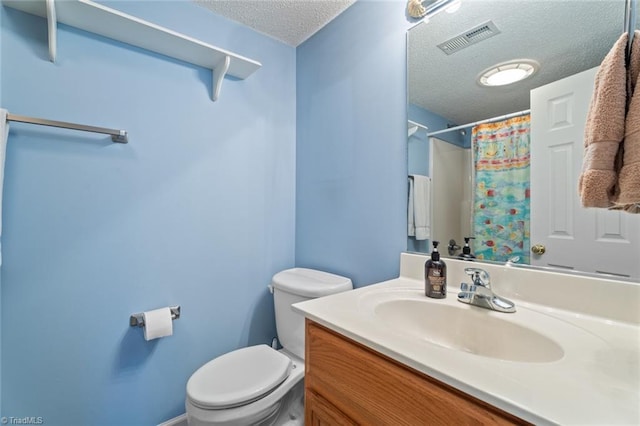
157,413,187,426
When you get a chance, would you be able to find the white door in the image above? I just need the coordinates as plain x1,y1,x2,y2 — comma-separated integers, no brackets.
530,67,640,279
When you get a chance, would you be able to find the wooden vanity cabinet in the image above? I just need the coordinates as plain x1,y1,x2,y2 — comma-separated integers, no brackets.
304,320,529,425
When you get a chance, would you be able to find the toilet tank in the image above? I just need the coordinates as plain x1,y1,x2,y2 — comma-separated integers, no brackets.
271,268,352,359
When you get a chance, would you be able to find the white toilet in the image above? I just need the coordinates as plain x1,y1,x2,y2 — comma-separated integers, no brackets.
185,268,353,426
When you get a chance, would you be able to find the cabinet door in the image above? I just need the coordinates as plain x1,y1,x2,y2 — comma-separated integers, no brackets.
306,320,527,425
305,389,357,426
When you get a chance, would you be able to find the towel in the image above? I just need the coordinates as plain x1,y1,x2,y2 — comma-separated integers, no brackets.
578,33,628,207
408,176,415,236
0,109,9,266
613,31,640,213
408,174,430,240
627,32,640,102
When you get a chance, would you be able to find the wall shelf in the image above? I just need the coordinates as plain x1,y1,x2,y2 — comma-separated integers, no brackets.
3,0,262,101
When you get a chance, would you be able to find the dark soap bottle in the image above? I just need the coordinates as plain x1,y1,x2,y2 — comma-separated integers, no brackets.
459,236,476,260
425,241,447,298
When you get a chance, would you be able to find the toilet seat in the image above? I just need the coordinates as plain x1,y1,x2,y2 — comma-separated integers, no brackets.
185,349,305,426
187,345,292,410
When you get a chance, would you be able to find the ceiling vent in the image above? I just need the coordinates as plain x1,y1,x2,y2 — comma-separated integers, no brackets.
437,21,501,55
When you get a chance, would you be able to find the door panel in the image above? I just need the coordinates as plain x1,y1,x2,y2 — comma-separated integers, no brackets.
530,67,640,279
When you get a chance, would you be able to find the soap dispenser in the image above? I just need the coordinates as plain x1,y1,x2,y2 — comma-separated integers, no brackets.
425,241,447,299
459,237,476,260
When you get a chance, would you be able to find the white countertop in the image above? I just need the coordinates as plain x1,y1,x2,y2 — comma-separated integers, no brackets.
293,253,640,425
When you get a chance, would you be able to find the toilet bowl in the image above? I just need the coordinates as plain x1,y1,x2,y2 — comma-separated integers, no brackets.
186,346,305,426
185,268,352,426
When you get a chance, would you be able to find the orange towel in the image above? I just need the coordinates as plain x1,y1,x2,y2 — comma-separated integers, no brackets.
613,31,640,213
578,33,628,207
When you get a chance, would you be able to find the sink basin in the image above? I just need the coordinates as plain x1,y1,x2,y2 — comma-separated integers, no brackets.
366,294,565,363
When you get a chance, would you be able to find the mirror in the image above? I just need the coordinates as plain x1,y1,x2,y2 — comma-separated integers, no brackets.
407,0,640,281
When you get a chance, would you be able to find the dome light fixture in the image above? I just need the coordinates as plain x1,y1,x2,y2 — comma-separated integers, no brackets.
477,60,539,87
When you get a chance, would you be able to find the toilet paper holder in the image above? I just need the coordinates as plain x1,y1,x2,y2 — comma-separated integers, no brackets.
130,306,181,327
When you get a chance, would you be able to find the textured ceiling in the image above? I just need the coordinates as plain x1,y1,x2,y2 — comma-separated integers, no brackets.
195,0,357,46
408,0,631,125
195,0,630,123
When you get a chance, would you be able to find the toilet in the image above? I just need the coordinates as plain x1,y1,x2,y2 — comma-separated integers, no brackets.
185,268,353,426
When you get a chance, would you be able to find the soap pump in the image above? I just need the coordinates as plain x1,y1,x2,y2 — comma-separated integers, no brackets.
459,236,476,260
425,241,446,299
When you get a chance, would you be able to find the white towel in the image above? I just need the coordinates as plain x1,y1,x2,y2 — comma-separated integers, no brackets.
408,176,415,236
408,174,431,240
0,109,8,266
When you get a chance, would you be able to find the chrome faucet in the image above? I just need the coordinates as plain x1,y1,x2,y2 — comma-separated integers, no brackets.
457,268,516,313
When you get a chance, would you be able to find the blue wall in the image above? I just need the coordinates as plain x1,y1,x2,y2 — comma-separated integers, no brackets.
1,1,295,424
295,0,411,287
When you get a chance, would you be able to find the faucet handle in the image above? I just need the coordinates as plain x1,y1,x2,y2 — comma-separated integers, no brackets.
448,239,461,256
459,282,477,292
464,268,490,287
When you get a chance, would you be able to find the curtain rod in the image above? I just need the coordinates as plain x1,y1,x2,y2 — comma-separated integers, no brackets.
408,120,429,131
6,113,128,143
426,109,530,137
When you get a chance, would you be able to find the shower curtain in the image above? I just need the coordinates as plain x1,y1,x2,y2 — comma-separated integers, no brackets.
472,114,530,264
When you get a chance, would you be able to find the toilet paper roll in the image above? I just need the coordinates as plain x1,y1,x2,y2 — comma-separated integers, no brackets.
143,307,173,341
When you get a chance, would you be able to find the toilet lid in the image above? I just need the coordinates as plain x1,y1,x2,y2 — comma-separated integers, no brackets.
272,268,353,297
187,344,292,409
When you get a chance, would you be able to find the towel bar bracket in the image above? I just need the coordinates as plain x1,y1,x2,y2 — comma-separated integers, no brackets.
112,130,128,144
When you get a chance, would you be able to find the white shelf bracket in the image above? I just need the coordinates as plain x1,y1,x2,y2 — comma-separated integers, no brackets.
212,55,231,102
45,0,57,62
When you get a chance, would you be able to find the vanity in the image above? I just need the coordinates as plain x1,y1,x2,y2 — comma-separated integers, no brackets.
304,320,524,425
293,253,640,425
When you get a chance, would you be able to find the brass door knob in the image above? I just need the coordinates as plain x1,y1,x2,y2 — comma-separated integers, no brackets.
531,244,546,255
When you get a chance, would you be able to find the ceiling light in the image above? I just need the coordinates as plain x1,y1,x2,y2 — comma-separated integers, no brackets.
477,60,539,87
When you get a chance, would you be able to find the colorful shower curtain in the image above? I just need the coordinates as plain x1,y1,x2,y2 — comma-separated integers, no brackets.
472,115,530,264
